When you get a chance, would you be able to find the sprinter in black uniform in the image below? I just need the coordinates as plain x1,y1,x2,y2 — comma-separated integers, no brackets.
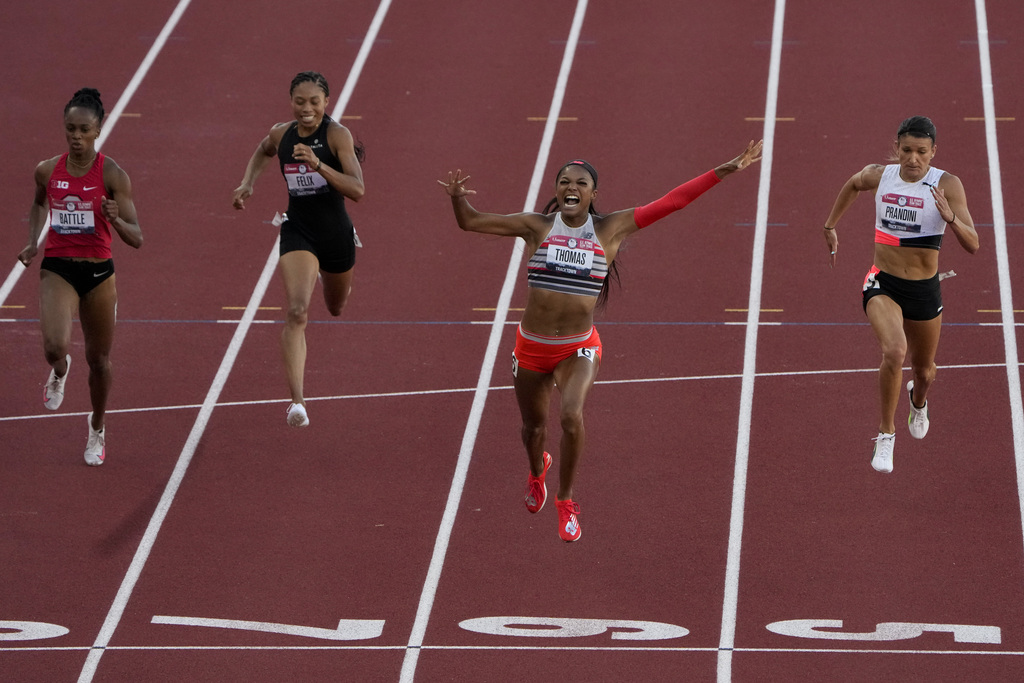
233,71,365,427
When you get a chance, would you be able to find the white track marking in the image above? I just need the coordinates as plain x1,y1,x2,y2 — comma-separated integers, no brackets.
75,1,392,679
331,0,392,120
13,643,1024,655
1,360,1013,425
398,2,590,680
974,0,1024,562
77,239,280,682
151,615,385,641
717,0,785,680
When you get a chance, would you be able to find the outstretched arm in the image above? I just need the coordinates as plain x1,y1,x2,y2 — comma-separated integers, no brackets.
438,169,547,244
713,138,764,179
629,139,763,231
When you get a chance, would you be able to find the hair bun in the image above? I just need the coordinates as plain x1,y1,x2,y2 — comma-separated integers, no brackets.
64,88,105,121
74,87,102,101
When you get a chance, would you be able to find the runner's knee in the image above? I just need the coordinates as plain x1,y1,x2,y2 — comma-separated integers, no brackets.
85,351,111,375
521,421,546,445
326,288,350,317
560,408,585,438
285,302,309,327
912,362,937,384
42,340,67,365
880,339,907,368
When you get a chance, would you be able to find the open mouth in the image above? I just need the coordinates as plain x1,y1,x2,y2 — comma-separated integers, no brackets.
564,194,580,207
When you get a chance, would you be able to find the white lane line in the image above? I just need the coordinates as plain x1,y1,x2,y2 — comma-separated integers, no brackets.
76,1,392,679
331,0,392,119
0,0,196,310
717,0,786,680
974,0,1024,563
77,238,279,682
2,360,1013,425
398,2,591,680
20,643,1024,655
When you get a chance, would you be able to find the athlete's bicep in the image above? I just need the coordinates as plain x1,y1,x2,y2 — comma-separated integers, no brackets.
602,209,641,243
939,172,966,202
33,159,59,204
851,164,883,192
33,166,50,206
331,128,363,179
106,164,139,223
940,173,972,223
264,123,290,155
458,207,547,243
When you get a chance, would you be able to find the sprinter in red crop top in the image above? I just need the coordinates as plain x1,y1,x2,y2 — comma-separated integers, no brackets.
18,88,143,466
440,139,762,542
822,116,979,474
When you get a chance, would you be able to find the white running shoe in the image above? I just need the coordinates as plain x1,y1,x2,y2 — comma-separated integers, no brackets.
43,355,71,410
871,432,895,473
907,381,929,439
84,412,105,466
286,402,310,428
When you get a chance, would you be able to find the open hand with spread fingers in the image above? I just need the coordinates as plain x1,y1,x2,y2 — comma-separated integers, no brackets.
718,139,763,176
438,169,476,198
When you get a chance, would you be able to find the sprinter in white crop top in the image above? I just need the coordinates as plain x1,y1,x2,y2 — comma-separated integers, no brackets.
821,116,979,474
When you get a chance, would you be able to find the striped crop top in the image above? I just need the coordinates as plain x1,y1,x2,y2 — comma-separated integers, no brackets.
526,212,607,297
874,164,946,250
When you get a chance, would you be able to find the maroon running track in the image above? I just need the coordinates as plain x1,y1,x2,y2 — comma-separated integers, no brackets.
2,1,1023,681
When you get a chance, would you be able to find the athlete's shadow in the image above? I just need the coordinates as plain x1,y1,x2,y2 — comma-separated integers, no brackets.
93,484,164,559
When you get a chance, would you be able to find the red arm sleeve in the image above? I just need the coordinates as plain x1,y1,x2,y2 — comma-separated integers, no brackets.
632,169,722,229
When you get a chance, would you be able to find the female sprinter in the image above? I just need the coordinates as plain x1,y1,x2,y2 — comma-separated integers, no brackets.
823,116,978,473
233,71,365,428
17,88,143,466
439,140,762,541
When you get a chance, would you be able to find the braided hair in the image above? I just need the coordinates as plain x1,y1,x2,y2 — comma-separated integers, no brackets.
64,88,105,122
290,71,330,98
289,71,365,162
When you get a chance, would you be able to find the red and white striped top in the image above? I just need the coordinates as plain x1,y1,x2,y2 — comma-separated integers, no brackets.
527,212,607,297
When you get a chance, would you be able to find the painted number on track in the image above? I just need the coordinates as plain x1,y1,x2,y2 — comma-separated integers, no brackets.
767,619,1001,644
459,616,689,640
151,615,385,641
0,621,69,641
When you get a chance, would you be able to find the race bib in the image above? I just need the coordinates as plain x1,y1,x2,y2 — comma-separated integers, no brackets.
50,200,96,235
880,193,924,233
283,163,328,196
545,235,595,276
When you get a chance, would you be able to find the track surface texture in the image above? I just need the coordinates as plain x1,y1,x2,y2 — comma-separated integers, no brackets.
2,1,1023,681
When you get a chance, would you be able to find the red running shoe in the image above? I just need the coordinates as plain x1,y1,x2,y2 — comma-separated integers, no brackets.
524,451,552,513
555,498,581,542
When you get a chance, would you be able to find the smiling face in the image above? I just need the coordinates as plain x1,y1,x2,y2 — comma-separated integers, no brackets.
290,80,329,134
64,107,101,158
896,133,936,182
555,165,596,225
